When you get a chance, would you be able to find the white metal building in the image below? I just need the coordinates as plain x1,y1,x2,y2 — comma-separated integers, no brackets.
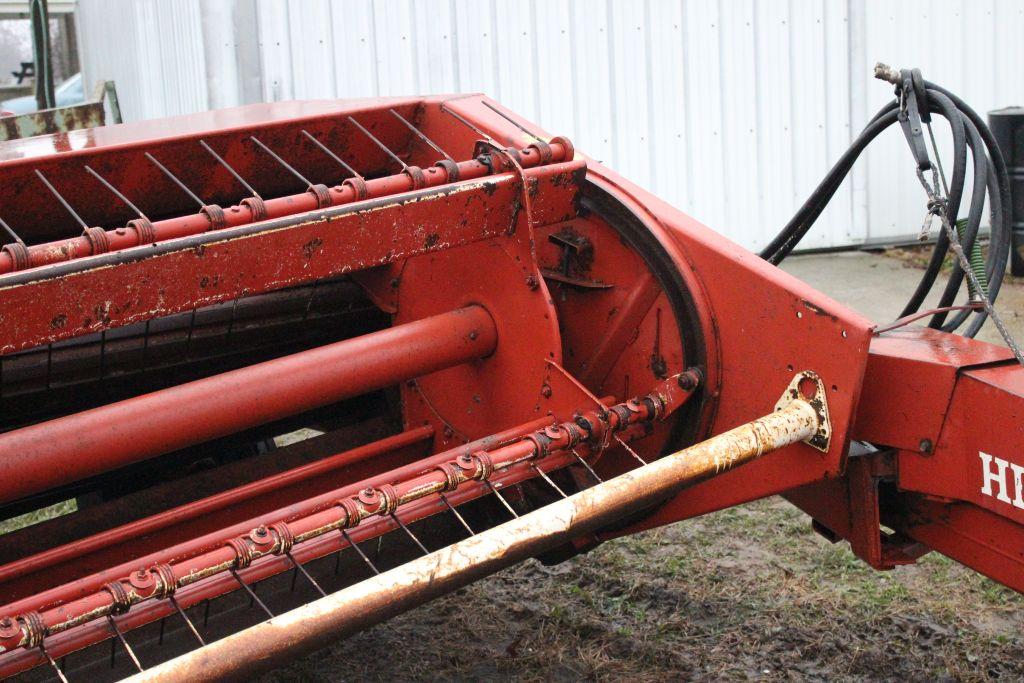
75,0,1024,251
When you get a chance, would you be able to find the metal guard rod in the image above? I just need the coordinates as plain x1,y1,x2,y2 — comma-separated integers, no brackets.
127,389,822,683
0,305,497,505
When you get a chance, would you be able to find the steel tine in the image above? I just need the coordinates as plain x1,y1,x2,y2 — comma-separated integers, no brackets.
169,595,205,646
225,298,239,343
481,100,545,142
45,343,53,390
388,109,454,161
202,599,211,628
249,135,313,187
340,529,380,575
616,435,648,466
300,129,363,179
302,279,320,325
0,215,25,246
157,616,166,645
288,563,299,592
571,448,603,483
199,139,261,199
440,104,495,142
40,644,69,683
98,330,107,380
484,480,519,518
390,513,429,555
286,551,327,597
145,153,206,209
184,308,198,359
347,116,407,170
229,569,274,619
84,165,147,219
141,319,152,367
106,615,143,673
35,170,89,230
440,493,475,536
532,464,568,498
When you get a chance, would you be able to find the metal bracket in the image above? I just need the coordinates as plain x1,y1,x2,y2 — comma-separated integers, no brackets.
773,370,832,453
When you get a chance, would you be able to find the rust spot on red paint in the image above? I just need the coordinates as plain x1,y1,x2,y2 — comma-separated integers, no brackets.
50,314,67,329
302,238,323,259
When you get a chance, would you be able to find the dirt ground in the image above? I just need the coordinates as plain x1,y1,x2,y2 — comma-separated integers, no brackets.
269,249,1024,682
268,496,1023,682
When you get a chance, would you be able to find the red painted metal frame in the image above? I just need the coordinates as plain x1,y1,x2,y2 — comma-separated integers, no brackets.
0,91,1023,677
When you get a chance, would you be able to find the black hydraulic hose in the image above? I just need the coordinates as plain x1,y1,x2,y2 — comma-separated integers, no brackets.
759,108,899,265
762,70,1013,338
930,111,989,328
899,90,968,319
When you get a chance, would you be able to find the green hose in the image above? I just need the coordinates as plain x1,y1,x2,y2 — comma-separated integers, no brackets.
956,217,989,298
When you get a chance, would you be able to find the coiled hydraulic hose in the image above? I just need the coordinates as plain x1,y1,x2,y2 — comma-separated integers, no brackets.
761,65,1012,338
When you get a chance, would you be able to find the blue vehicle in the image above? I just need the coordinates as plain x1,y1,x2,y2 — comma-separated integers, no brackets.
1,72,83,115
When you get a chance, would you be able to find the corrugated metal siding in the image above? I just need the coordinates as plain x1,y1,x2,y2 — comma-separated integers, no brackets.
77,0,208,121
75,0,1024,251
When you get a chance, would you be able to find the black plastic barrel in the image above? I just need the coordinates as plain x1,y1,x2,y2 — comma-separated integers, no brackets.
989,107,1024,275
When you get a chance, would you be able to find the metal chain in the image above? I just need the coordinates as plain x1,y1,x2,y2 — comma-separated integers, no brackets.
914,173,1024,366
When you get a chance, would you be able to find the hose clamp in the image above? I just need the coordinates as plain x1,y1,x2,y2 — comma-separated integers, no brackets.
2,242,29,271
104,581,131,615
18,612,46,648
83,227,110,255
269,522,295,554
343,176,369,200
127,217,156,245
337,498,361,528
201,204,227,231
434,159,460,181
307,183,332,209
527,140,553,165
151,564,177,599
403,165,427,190
241,196,268,222
226,537,254,569
436,462,462,492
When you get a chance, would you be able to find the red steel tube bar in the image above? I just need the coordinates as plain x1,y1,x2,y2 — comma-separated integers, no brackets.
0,305,497,505
0,139,573,275
0,413,561,622
0,372,697,668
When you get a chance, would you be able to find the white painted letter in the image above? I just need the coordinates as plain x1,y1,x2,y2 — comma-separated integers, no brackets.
980,452,1012,504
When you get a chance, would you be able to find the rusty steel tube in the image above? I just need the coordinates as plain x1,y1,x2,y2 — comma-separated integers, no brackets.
0,141,572,275
0,306,496,505
127,395,821,683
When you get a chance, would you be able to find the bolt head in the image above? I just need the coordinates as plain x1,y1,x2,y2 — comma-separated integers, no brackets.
0,617,19,639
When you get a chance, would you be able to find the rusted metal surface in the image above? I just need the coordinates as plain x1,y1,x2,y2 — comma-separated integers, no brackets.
1,90,1023,680
122,383,822,683
0,372,698,673
0,80,120,144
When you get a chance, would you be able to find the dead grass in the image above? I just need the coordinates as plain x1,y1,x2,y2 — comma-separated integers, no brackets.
269,497,1024,681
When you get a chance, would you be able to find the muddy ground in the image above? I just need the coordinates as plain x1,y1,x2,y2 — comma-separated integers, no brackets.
268,496,1023,682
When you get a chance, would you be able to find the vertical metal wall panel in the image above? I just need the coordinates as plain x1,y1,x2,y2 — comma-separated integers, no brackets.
858,0,1024,245
74,0,1024,250
331,3,378,98
78,0,208,121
